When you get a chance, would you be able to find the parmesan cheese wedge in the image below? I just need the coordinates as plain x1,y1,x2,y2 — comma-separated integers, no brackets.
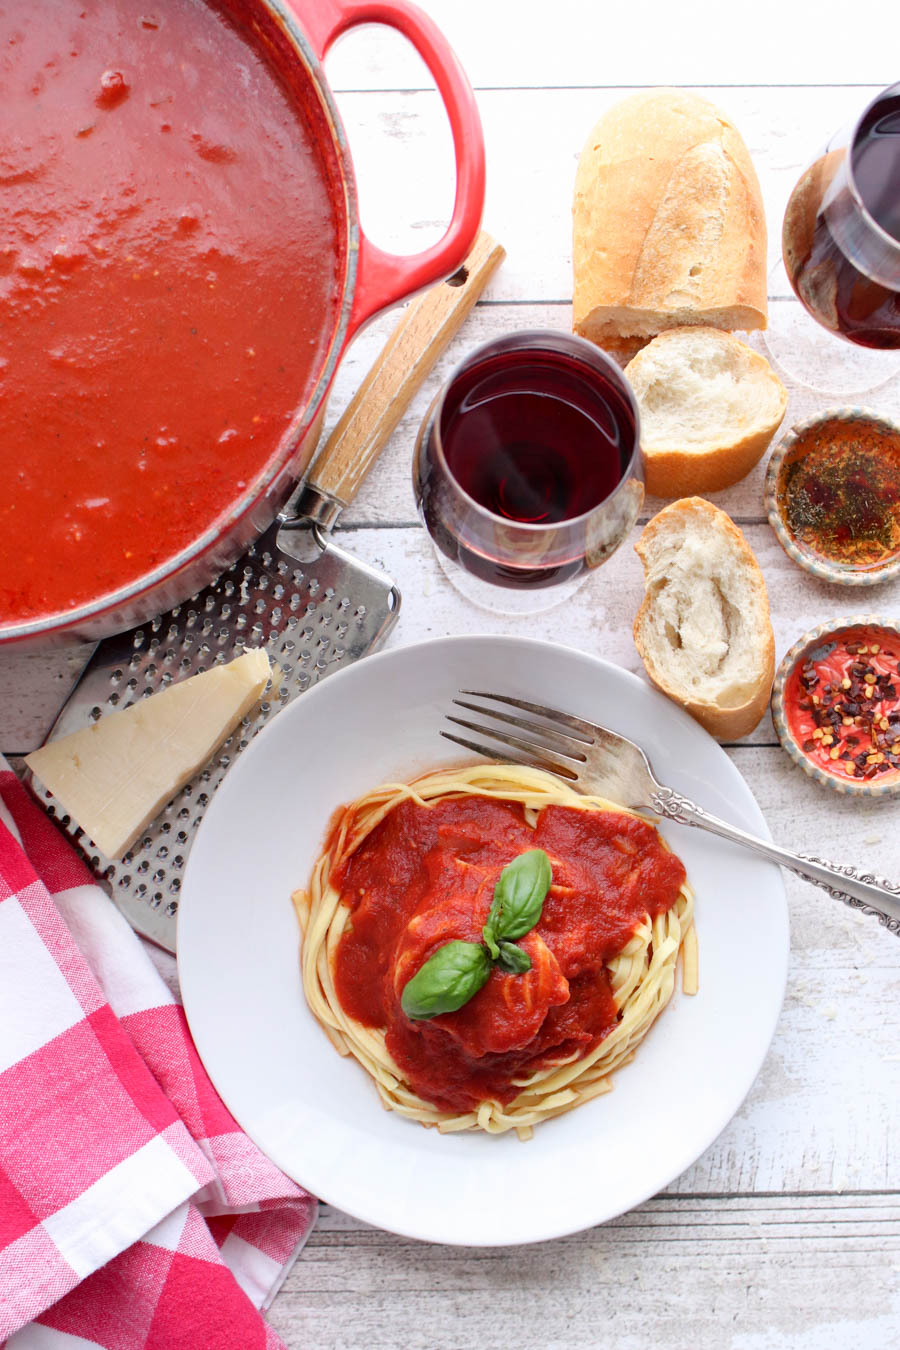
26,647,271,859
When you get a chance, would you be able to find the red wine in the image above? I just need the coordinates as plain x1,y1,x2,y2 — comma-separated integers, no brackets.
416,340,638,590
853,93,900,242
440,351,630,524
783,89,900,349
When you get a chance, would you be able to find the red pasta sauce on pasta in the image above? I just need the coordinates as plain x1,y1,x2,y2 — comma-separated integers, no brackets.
0,0,342,621
332,796,686,1114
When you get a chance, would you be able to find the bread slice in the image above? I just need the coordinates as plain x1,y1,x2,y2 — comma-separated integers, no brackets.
633,498,775,739
573,90,767,351
625,327,788,497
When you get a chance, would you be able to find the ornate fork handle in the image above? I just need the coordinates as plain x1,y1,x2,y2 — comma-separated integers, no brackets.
650,787,900,937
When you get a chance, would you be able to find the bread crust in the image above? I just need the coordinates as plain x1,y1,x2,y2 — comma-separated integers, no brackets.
633,498,775,740
594,333,652,367
641,423,780,498
573,90,767,345
625,327,788,497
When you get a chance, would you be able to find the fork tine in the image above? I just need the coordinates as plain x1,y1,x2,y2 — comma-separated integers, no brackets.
451,699,589,760
440,728,579,782
447,715,587,767
460,691,598,744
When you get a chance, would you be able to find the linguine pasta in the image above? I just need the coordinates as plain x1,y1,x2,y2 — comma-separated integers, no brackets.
293,764,696,1139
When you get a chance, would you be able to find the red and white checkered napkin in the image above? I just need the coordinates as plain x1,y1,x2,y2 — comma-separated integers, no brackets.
0,760,316,1349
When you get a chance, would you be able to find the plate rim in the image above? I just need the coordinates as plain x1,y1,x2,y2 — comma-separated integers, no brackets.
178,633,790,1245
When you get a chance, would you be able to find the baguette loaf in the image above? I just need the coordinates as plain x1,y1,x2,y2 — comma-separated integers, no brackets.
573,90,767,353
633,498,775,739
625,327,788,497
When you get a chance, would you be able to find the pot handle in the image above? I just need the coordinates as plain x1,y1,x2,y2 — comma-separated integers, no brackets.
299,0,486,334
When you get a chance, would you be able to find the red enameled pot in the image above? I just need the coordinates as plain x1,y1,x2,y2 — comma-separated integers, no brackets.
5,0,484,649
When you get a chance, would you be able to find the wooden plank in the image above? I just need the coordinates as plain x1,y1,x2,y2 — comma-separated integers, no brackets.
327,303,900,530
328,86,881,302
321,0,899,91
269,1196,900,1350
319,522,900,751
3,514,899,750
0,644,94,756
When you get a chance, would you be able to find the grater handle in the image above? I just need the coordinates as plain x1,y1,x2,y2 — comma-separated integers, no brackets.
297,230,505,530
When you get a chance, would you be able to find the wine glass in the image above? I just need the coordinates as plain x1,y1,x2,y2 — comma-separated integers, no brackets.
412,331,644,615
764,82,900,396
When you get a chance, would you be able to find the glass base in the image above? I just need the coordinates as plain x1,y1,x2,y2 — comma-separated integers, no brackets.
763,258,899,398
432,543,587,616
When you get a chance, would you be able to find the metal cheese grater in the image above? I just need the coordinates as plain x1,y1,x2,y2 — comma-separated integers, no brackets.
26,233,505,953
29,521,399,950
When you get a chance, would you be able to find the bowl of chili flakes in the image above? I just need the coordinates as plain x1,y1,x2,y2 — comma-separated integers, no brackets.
772,618,900,796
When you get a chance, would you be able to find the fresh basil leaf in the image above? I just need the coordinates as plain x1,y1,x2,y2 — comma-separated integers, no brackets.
400,940,491,1021
495,940,532,974
492,848,552,942
482,898,501,960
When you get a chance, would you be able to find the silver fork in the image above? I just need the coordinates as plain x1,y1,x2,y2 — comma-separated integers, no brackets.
442,691,900,937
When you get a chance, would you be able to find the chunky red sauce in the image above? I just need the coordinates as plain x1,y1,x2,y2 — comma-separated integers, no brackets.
333,796,686,1114
0,0,342,623
785,625,900,782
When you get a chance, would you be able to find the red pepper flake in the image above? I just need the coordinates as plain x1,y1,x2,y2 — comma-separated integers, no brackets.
785,626,900,782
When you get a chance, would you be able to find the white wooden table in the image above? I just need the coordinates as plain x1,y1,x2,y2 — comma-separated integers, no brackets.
4,3,900,1345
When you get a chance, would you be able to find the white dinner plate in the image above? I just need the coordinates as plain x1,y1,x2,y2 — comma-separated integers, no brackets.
178,635,789,1246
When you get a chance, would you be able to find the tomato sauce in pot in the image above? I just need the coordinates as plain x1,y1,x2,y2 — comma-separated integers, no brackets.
0,0,343,622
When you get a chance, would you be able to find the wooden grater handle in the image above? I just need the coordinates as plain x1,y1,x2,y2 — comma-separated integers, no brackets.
300,231,505,527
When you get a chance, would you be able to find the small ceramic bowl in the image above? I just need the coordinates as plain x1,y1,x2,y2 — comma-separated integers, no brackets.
772,616,900,797
765,407,900,586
